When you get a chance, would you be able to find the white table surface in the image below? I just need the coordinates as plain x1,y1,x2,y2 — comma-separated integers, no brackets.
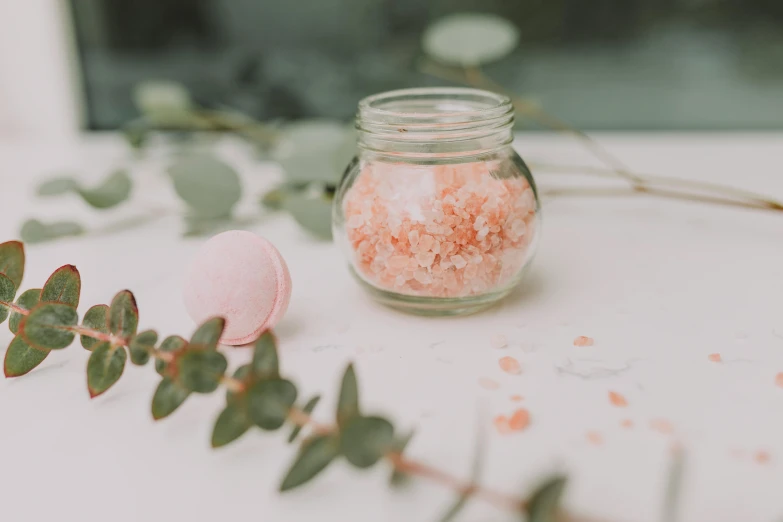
0,133,782,522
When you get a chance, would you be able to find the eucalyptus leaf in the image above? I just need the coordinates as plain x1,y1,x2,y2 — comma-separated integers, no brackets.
156,335,187,376
422,14,520,66
339,416,394,469
247,378,298,431
0,240,25,288
288,395,321,443
87,343,127,398
9,288,40,334
189,317,225,350
21,302,78,350
151,377,191,420
283,191,334,240
168,155,242,219
41,264,81,307
211,402,252,448
252,330,279,378
129,330,158,366
280,434,340,492
20,219,85,244
336,364,359,427
272,120,355,184
80,304,109,350
76,170,132,209
4,335,49,377
109,290,138,339
37,177,78,196
525,476,568,522
176,348,228,394
0,274,15,324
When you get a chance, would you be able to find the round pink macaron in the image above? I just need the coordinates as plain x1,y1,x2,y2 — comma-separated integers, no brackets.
183,230,292,345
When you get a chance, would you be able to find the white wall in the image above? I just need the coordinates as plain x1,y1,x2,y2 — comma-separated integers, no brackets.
0,0,83,140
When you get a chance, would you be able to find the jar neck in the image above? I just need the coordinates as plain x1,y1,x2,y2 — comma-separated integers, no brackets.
356,87,514,160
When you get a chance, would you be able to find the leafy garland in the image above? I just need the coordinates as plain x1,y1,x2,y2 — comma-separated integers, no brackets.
0,240,565,521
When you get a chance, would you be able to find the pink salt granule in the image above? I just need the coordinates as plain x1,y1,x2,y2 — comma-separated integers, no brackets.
342,161,537,298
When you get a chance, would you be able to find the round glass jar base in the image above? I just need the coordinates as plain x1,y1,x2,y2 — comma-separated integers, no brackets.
352,270,514,316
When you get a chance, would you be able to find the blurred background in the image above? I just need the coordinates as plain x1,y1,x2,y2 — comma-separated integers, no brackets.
2,0,783,138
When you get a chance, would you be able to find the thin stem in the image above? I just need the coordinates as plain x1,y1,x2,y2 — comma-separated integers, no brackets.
541,185,783,213
68,326,126,346
0,302,30,316
530,161,783,210
417,59,645,186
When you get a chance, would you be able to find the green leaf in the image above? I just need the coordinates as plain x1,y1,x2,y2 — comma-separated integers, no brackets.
80,304,109,350
133,80,192,116
41,264,81,307
422,14,520,66
0,274,16,324
525,476,568,522
4,335,49,377
156,335,187,376
336,364,359,427
20,219,85,244
339,416,394,469
0,240,25,288
9,288,40,334
167,154,242,219
247,378,298,431
283,191,334,240
77,170,132,209
109,290,138,339
37,177,78,196
21,302,78,350
252,330,279,378
211,402,251,448
189,317,225,349
389,431,416,486
129,330,157,366
272,120,355,184
151,377,191,420
280,434,340,492
177,349,227,393
288,395,321,443
87,343,127,398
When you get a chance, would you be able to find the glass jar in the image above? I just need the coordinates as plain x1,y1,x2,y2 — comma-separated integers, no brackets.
333,87,540,315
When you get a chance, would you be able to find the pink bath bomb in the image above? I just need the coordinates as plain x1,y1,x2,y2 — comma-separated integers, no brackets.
183,230,292,345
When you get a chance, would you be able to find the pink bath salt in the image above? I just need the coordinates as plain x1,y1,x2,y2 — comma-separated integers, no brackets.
499,356,522,375
183,230,292,345
342,161,537,298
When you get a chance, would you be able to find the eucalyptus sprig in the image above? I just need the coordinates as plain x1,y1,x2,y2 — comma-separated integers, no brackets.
0,239,566,521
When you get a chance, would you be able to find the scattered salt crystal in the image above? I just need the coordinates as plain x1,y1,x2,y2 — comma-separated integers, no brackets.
478,377,500,390
573,336,595,347
499,356,522,375
508,408,530,431
708,353,722,362
776,372,783,388
608,391,628,407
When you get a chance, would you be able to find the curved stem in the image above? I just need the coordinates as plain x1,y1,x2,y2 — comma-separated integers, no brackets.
531,162,783,210
541,185,783,213
418,59,645,186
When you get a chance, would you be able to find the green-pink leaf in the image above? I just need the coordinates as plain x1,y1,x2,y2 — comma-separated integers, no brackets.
252,330,279,378
0,240,25,289
247,378,298,431
80,304,109,350
76,170,132,209
9,288,41,334
526,476,568,522
129,330,157,366
156,335,186,376
4,335,49,377
21,302,78,350
152,377,190,420
109,290,138,339
40,265,81,307
87,342,127,398
176,348,227,394
189,317,225,349
288,395,320,443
